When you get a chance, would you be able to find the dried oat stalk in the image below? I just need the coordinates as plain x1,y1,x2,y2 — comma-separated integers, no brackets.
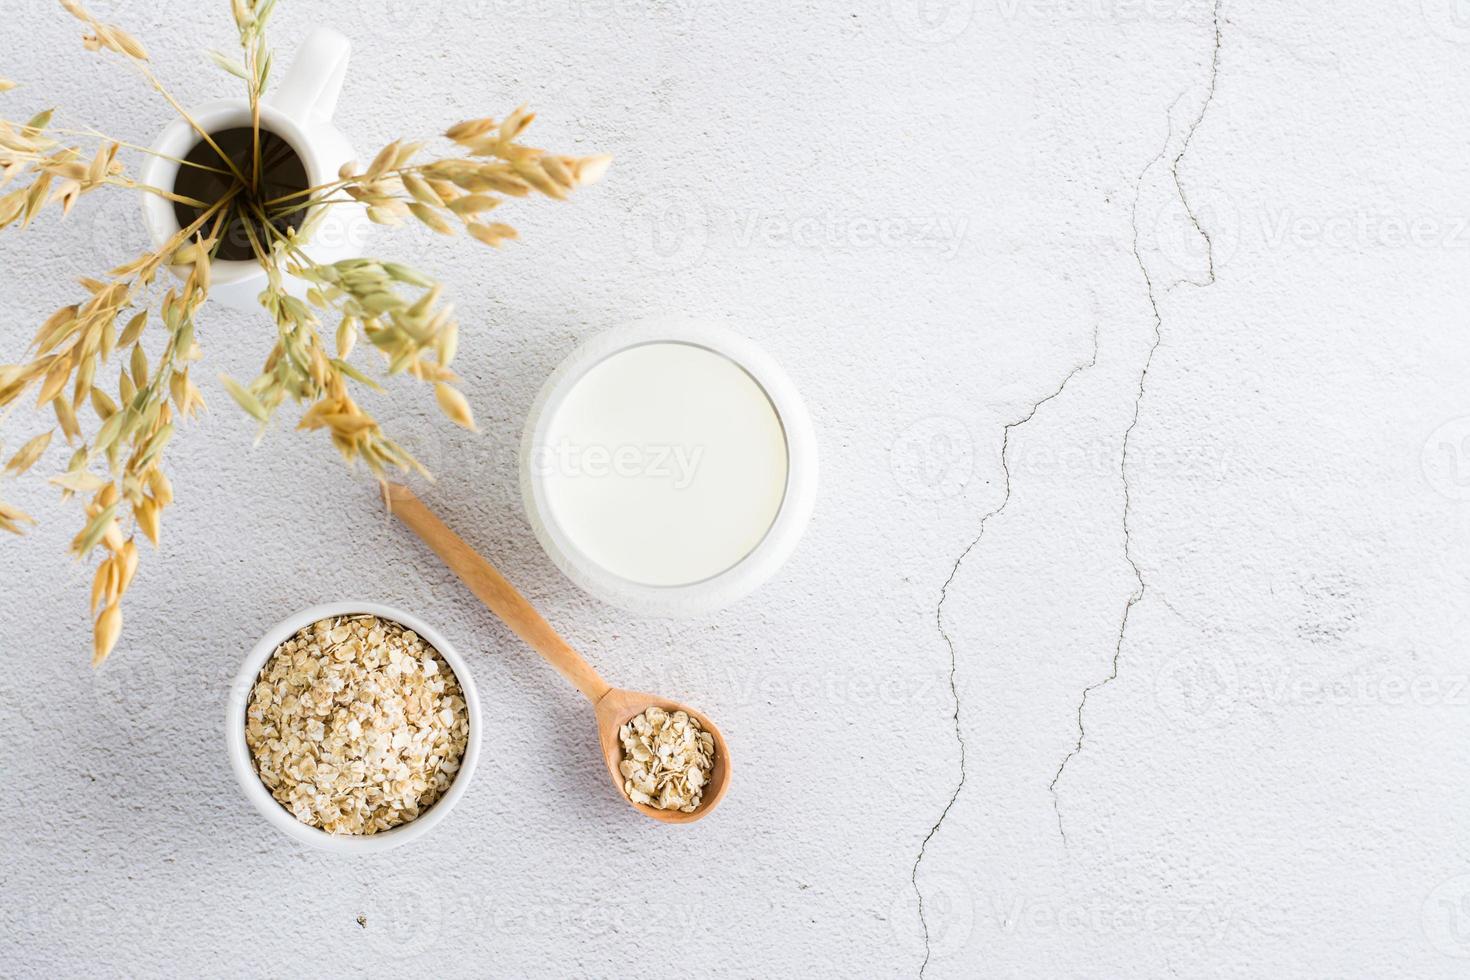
0,0,609,665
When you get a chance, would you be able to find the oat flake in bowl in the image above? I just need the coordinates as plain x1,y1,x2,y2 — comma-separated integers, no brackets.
244,613,470,836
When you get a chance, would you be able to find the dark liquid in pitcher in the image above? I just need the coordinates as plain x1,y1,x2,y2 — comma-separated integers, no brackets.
171,127,310,261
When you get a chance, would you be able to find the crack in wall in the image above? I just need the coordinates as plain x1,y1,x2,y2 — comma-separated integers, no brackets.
1171,1,1224,291
911,319,1099,977
1048,0,1223,845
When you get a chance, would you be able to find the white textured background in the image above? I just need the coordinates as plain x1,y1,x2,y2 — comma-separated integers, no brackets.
2,0,1469,976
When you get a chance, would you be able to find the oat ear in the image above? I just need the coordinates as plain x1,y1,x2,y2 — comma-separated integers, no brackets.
2,1,606,670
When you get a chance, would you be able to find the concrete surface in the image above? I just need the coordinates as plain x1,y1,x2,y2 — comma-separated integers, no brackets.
2,0,1469,976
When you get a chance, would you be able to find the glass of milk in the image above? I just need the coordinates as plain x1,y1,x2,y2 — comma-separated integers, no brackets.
521,316,818,616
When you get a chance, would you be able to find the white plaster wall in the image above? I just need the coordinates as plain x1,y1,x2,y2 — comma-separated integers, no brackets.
2,0,1468,976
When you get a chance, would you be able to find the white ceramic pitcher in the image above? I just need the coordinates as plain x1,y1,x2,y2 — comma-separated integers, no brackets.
138,28,369,310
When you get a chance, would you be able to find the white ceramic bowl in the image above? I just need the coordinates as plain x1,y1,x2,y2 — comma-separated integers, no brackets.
225,602,481,853
521,316,818,616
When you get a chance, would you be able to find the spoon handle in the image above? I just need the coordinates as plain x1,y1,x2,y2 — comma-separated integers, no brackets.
383,483,612,703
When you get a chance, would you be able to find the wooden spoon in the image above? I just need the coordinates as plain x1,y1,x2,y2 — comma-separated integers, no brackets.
383,483,730,824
